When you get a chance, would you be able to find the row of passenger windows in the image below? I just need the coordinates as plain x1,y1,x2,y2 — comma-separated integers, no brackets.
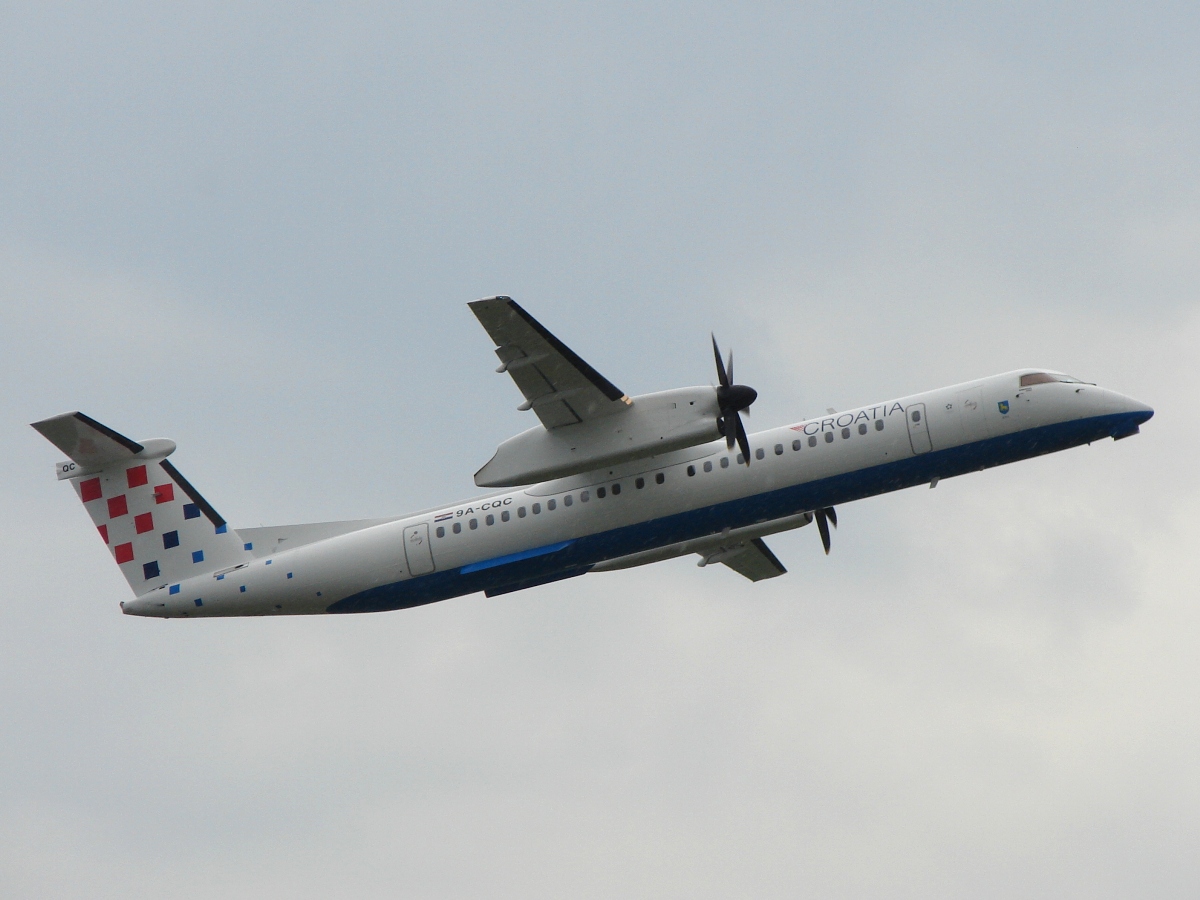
683,418,886,474
435,417,889,533
434,472,668,537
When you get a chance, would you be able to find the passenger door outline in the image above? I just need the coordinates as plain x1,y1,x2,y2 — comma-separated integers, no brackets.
403,523,436,576
906,402,933,454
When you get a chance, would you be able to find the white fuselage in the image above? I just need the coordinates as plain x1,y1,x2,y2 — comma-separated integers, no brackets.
122,370,1152,618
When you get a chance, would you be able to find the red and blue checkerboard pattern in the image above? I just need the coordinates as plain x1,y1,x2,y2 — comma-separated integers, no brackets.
72,461,250,595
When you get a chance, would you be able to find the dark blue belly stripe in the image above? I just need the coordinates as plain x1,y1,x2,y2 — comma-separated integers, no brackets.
327,411,1146,614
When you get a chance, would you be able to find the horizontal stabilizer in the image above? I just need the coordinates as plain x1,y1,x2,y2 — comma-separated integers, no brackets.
32,412,144,470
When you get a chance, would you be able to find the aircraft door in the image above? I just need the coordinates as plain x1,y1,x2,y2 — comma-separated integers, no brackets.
906,402,933,454
403,523,436,576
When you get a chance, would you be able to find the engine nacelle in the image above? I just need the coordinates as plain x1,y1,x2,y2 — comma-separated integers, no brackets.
474,386,722,487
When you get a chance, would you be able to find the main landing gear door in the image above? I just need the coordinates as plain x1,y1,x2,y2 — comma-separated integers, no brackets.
403,523,436,576
906,402,933,454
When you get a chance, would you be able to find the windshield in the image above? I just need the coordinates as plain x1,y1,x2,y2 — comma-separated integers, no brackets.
1019,372,1090,387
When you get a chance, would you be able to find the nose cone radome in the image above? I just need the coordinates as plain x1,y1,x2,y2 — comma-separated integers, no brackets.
1111,390,1154,424
1098,389,1153,440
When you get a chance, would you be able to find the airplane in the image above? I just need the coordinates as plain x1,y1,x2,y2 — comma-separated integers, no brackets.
32,297,1153,619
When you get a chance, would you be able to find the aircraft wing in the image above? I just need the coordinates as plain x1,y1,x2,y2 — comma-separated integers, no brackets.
469,296,632,429
704,537,788,581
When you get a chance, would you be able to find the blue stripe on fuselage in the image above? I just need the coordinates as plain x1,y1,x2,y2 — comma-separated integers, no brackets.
460,540,574,574
327,410,1148,614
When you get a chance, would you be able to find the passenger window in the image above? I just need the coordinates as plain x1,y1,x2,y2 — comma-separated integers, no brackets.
656,473,665,484
436,526,445,538
875,420,883,431
612,483,621,495
501,510,510,522
580,490,589,502
469,518,478,530
533,502,542,514
841,427,850,439
597,486,606,498
755,448,765,460
774,444,783,455
737,453,744,464
703,461,712,473
858,423,867,435
547,499,556,511
486,514,494,526
824,432,833,443
453,522,461,534
720,457,729,468
808,435,817,447
636,477,645,489
911,409,921,423
687,465,696,476
518,506,526,518
792,439,801,451
564,495,573,507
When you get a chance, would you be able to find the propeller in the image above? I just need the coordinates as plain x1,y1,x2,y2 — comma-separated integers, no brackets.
712,334,758,466
814,506,838,554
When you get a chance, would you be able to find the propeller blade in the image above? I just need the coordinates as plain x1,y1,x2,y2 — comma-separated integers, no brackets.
709,334,756,464
825,506,837,529
734,411,751,465
815,508,831,554
712,334,730,387
720,414,736,450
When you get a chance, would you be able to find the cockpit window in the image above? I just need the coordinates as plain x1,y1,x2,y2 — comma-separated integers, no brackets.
1020,372,1089,387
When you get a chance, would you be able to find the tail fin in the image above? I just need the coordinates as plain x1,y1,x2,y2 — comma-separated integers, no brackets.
32,412,251,595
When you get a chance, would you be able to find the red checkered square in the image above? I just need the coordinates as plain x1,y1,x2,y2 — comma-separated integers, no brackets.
80,478,103,502
153,483,174,504
126,465,148,488
114,542,134,564
107,495,128,518
97,524,109,544
134,512,154,534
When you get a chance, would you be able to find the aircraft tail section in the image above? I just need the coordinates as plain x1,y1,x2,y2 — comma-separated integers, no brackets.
31,412,251,595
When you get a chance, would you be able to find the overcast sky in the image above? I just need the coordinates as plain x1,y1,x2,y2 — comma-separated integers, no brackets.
2,4,1198,898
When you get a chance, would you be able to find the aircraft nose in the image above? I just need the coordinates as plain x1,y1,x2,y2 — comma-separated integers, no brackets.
1117,393,1154,424
1096,388,1153,439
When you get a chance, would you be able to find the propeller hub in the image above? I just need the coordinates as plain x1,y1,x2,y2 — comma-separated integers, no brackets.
717,384,757,412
